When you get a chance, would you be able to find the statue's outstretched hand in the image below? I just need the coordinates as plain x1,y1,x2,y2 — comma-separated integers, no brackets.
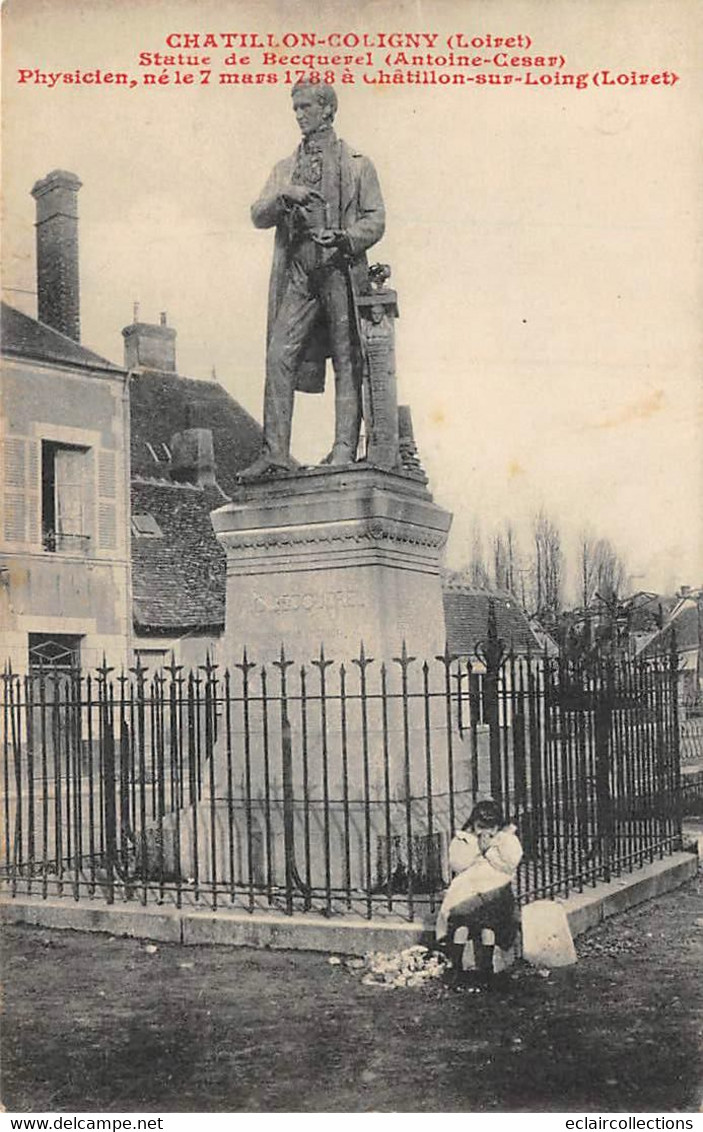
311,229,352,253
281,185,324,206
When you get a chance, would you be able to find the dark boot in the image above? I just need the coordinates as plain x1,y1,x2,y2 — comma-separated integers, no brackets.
443,941,466,989
474,943,495,989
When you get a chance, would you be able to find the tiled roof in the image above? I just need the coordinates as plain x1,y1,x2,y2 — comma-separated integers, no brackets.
442,588,543,657
131,479,226,633
628,596,670,634
1,302,124,373
640,596,702,657
129,369,264,498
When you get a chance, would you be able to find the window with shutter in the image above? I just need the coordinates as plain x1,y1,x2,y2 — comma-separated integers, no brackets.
54,448,84,538
98,449,116,497
97,449,117,551
27,441,39,544
42,441,91,553
3,436,27,542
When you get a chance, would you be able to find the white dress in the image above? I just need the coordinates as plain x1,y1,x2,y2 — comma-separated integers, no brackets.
435,825,523,940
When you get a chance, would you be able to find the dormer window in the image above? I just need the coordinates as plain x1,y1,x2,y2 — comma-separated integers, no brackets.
131,513,163,538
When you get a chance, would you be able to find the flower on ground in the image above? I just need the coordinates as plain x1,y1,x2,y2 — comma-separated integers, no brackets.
354,945,449,988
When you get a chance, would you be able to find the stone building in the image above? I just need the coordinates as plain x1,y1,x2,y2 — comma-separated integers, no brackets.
1,171,131,675
1,168,267,676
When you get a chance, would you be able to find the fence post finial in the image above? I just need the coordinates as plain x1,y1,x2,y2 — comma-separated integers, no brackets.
393,639,417,671
476,598,506,675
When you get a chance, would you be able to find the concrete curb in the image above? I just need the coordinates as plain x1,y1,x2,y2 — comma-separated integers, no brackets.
1,851,698,955
559,851,698,938
0,898,183,944
181,911,427,953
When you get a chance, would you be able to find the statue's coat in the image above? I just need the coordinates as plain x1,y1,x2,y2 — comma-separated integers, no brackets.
251,139,385,393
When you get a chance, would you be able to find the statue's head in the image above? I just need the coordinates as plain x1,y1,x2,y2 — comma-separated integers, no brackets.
291,82,338,136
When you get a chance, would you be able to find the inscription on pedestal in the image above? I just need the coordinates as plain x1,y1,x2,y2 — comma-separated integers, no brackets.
252,588,367,616
212,467,453,663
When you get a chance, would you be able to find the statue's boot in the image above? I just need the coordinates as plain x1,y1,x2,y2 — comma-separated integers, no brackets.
319,383,361,467
320,441,356,467
238,452,295,482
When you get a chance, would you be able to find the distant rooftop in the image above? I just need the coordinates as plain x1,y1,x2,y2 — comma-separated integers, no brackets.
640,593,702,657
131,479,226,635
129,368,264,498
1,301,123,374
442,587,544,657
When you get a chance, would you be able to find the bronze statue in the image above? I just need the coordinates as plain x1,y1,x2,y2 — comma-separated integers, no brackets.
239,83,385,480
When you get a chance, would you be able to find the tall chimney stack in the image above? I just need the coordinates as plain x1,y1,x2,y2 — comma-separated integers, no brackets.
31,170,82,342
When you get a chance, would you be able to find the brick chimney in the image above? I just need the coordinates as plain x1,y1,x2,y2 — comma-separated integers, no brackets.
170,428,216,488
31,170,82,341
122,310,177,372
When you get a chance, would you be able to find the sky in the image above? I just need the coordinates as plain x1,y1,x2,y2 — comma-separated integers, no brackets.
3,0,702,601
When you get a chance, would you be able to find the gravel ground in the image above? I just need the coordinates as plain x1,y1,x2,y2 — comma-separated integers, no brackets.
2,870,703,1113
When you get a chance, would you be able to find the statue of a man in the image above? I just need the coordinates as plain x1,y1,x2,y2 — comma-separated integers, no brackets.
239,82,386,480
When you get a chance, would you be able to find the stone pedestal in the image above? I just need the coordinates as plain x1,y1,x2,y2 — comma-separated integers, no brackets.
211,464,452,666
155,467,457,895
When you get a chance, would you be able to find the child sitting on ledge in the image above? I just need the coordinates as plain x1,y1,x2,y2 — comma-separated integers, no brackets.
435,799,523,985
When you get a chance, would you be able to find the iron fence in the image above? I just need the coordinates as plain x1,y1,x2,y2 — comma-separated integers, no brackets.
1,620,683,922
680,714,703,764
681,768,703,816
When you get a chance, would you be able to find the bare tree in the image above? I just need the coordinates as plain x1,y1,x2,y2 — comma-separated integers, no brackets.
469,519,490,589
579,531,628,606
492,521,518,594
532,508,563,622
593,538,628,602
493,531,508,592
579,529,598,608
505,521,517,595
